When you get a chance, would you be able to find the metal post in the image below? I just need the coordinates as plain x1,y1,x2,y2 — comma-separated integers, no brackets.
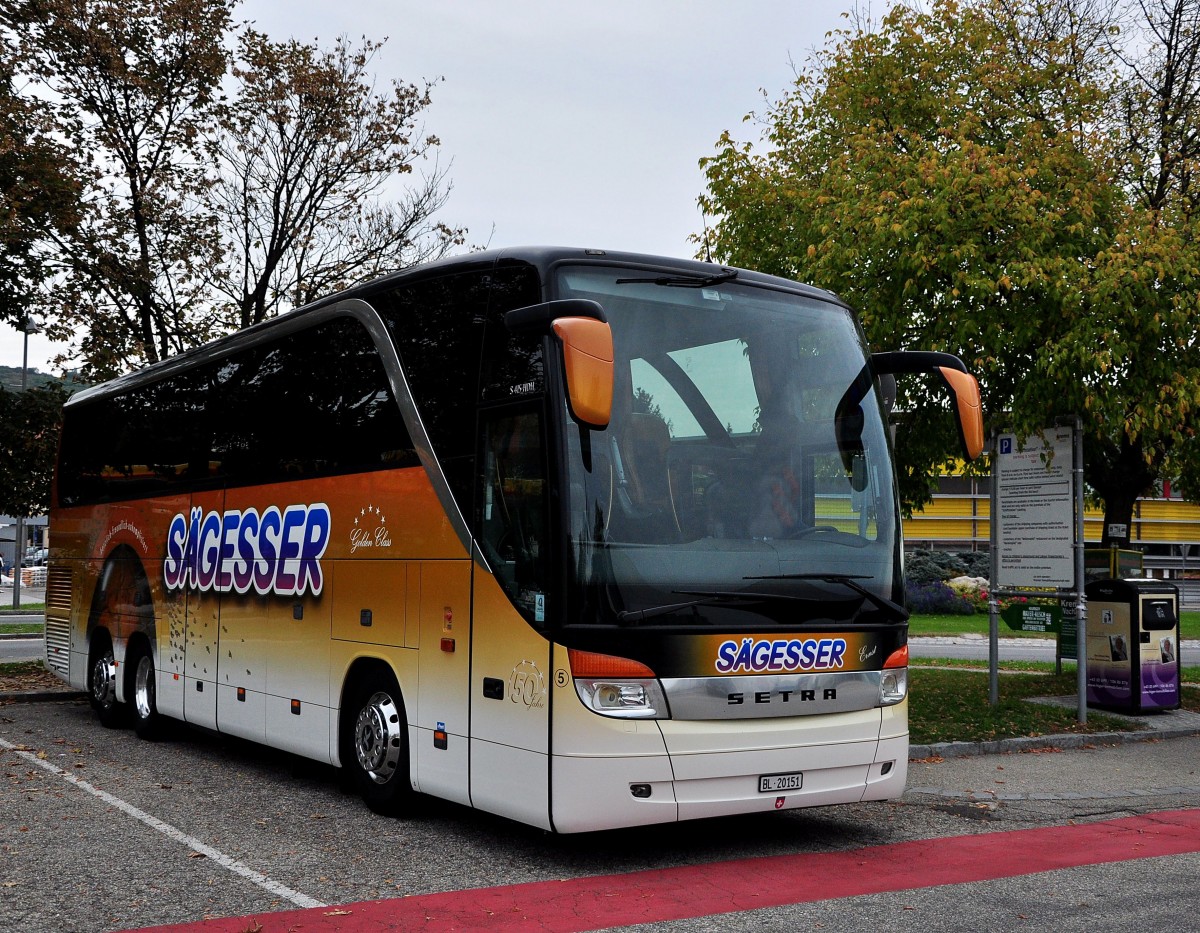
10,318,36,610
988,430,999,706
1074,416,1087,724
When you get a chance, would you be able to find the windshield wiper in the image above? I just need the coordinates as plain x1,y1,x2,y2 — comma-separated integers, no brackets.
616,589,769,625
742,573,909,621
614,269,739,288
616,587,863,626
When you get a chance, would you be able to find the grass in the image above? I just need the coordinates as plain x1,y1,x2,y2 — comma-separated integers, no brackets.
910,610,1200,640
909,666,1200,745
910,608,1200,742
0,602,45,614
0,622,43,635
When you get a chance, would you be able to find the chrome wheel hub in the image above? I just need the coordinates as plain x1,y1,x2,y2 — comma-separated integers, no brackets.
353,691,402,784
91,651,116,708
134,655,154,720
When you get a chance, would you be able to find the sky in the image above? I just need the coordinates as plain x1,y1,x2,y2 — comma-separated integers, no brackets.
2,0,858,375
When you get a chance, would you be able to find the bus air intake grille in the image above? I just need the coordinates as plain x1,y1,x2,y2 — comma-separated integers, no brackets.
45,563,73,614
43,564,73,676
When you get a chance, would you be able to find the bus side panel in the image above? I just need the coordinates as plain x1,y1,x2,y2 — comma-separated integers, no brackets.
413,559,472,806
468,569,552,831
214,591,270,745
154,555,188,723
183,490,224,731
263,589,332,762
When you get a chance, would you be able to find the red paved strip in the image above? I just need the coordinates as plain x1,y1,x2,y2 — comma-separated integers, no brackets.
132,809,1200,933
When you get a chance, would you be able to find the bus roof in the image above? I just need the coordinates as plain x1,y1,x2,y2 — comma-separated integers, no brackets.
66,246,846,408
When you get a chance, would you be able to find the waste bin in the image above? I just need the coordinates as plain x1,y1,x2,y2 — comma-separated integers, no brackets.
1085,578,1180,713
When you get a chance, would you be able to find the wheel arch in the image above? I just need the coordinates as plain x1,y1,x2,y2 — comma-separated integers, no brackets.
336,656,410,769
86,544,157,703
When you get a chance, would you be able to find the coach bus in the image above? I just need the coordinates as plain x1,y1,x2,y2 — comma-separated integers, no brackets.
45,247,983,832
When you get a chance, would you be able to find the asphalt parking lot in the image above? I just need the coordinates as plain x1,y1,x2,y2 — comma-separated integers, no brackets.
3,692,1200,933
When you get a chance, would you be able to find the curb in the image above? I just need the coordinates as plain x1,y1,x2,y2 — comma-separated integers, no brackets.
0,689,85,704
910,724,1200,760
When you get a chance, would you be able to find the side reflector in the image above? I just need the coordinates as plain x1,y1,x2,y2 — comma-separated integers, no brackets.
440,637,455,653
290,699,301,715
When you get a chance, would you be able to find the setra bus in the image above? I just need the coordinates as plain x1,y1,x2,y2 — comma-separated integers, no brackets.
45,247,983,832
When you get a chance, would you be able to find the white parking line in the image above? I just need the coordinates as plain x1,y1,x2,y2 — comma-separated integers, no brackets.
0,737,326,910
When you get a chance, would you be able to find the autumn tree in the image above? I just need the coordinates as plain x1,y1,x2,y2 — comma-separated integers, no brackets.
2,0,232,377
700,0,1200,543
209,32,464,330
0,43,82,332
2,0,462,379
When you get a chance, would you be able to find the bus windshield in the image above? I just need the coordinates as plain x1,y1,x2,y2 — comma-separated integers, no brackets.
555,264,900,629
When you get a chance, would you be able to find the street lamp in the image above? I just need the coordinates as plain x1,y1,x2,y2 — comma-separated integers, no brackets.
11,315,42,610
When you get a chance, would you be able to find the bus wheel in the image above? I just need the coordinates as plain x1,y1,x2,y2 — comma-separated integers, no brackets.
130,647,162,740
342,675,411,815
88,635,124,728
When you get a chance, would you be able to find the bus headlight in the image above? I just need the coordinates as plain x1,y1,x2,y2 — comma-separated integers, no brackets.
567,648,670,719
879,668,908,706
878,644,909,706
574,678,668,718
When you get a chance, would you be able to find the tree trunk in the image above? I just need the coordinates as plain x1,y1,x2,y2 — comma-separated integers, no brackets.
1084,435,1158,548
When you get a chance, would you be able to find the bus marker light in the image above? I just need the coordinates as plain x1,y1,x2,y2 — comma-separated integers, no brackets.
434,728,448,750
290,699,301,715
440,637,455,653
237,687,246,702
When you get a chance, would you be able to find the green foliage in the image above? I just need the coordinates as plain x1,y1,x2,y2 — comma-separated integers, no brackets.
909,668,1149,745
905,550,969,585
0,0,462,380
0,383,68,516
700,0,1200,528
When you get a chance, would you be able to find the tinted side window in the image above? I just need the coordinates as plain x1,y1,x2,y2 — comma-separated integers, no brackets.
374,270,491,510
216,318,416,485
57,367,215,506
57,317,413,505
479,262,545,404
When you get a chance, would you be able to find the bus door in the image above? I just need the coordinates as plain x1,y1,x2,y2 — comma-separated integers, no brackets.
469,408,553,830
182,490,224,730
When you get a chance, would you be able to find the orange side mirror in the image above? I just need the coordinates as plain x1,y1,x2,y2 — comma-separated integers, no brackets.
937,367,985,461
552,317,614,429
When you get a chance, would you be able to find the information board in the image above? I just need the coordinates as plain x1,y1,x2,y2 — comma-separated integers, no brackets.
993,429,1074,588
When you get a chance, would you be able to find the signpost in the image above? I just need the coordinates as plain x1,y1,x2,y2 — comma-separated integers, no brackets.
993,428,1074,589
990,421,1087,722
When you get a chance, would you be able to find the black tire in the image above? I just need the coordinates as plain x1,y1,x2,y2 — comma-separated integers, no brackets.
340,671,412,815
87,634,125,729
129,645,163,740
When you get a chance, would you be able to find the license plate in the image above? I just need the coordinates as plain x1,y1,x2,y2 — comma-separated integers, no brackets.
759,771,803,793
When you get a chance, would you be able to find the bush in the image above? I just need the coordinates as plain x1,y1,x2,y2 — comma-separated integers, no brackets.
904,580,976,614
904,550,968,586
956,551,991,577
